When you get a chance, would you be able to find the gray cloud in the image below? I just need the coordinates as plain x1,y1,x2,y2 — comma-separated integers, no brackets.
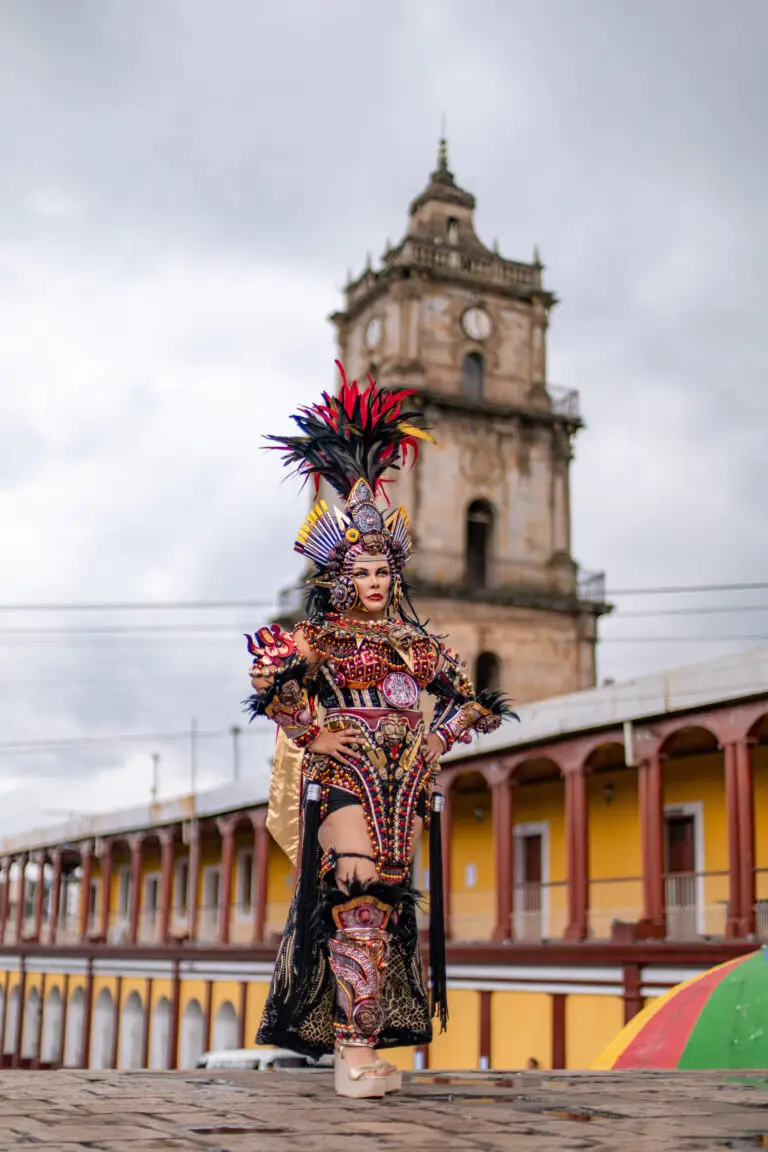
0,0,766,831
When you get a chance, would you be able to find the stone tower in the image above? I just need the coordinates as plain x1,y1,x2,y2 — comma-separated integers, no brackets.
294,141,611,703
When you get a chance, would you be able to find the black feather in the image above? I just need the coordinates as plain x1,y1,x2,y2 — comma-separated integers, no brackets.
241,656,309,721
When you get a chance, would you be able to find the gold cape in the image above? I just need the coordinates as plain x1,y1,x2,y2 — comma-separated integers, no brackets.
266,726,304,866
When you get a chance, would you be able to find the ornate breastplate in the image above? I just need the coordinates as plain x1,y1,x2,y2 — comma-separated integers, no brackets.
303,616,439,707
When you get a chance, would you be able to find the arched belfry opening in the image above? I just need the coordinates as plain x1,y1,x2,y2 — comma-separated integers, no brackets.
475,651,501,693
461,352,484,401
466,499,495,588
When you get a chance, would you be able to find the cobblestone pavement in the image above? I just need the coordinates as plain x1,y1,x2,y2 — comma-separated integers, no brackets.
0,1068,766,1150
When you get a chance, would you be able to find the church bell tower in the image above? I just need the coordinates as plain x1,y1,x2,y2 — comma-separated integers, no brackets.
326,140,611,703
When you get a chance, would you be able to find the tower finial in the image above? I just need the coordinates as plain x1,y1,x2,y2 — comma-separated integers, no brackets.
437,126,448,172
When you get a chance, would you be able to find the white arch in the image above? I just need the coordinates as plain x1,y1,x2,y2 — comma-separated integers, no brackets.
118,992,144,1070
3,987,18,1055
179,999,204,1069
64,988,85,1067
91,988,114,1070
148,997,171,1070
41,987,63,1065
212,1001,238,1052
21,987,41,1060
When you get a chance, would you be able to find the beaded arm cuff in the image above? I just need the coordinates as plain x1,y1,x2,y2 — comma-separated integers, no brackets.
243,624,318,742
426,644,512,753
292,723,320,749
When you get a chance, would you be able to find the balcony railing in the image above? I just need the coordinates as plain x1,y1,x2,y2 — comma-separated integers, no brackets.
548,385,581,421
514,880,568,942
664,871,730,940
4,869,762,950
588,877,644,939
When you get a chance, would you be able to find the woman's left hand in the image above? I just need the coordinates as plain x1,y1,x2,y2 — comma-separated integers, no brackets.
422,732,445,765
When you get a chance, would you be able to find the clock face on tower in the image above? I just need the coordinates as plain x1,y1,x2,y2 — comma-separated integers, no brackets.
365,316,382,350
461,306,492,342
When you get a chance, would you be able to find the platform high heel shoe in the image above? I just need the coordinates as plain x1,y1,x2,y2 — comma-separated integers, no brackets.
333,1045,389,1098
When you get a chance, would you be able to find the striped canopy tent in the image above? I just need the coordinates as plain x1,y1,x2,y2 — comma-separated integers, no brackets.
594,949,768,1070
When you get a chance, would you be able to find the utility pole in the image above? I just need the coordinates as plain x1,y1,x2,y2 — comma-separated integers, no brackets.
190,718,198,795
231,726,241,782
151,753,160,804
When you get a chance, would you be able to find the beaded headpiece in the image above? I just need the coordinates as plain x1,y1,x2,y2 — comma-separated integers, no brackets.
265,361,434,611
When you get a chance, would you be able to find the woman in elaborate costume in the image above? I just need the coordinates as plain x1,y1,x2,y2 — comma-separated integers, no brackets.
245,363,514,1098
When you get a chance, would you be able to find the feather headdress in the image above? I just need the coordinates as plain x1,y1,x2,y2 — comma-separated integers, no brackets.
265,362,434,579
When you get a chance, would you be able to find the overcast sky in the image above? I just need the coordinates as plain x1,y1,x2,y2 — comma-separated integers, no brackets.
0,0,766,835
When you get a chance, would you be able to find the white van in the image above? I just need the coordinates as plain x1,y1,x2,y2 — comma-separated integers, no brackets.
196,1046,333,1071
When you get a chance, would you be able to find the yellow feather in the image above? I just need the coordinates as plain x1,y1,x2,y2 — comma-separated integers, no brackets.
398,422,436,444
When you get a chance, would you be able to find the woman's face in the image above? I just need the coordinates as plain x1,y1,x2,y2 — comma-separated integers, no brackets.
349,554,392,615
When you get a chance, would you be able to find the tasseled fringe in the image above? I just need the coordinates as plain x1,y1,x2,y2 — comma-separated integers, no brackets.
291,781,321,989
429,792,449,1031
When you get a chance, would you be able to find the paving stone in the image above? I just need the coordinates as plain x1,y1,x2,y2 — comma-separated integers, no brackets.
0,1069,764,1150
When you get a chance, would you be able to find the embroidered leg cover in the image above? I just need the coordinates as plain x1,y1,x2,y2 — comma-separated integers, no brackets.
325,892,394,1047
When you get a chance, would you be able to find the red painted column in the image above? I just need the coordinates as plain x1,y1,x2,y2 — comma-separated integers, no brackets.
159,831,175,944
187,821,200,943
128,835,143,945
78,845,94,942
12,965,26,1068
142,978,152,1069
33,851,46,942
238,982,248,1049
563,768,588,941
723,742,741,938
15,854,28,943
491,776,515,943
479,989,492,1069
638,752,665,934
99,842,113,942
48,851,63,945
735,737,756,937
252,813,269,945
81,960,94,1069
0,857,12,944
551,992,566,1069
441,787,453,941
168,960,181,1070
217,818,236,945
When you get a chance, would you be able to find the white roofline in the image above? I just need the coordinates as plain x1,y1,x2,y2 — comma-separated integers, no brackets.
0,776,270,857
3,643,768,855
444,642,768,765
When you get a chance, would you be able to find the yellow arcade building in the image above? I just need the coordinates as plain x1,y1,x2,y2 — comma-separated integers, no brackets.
0,643,766,1073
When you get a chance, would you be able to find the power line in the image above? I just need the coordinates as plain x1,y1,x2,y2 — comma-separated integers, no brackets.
615,605,768,618
0,599,277,613
0,601,767,635
0,727,262,754
0,580,765,614
605,582,768,596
